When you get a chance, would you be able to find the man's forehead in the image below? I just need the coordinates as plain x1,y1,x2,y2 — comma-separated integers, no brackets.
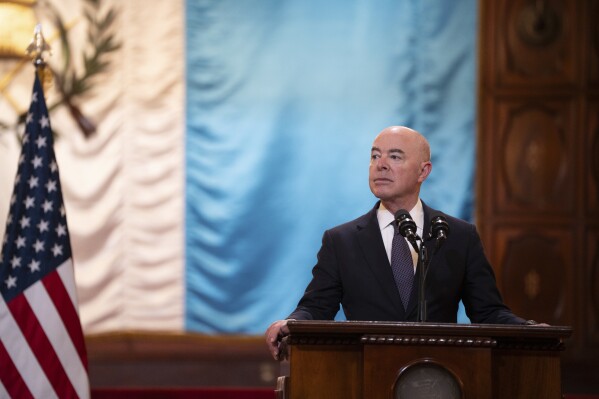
371,127,430,161
372,129,422,148
371,146,404,153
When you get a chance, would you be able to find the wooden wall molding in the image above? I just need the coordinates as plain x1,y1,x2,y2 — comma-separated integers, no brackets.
85,332,279,388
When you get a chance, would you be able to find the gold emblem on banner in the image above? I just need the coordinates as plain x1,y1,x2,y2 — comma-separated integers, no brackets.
0,1,37,59
0,0,120,138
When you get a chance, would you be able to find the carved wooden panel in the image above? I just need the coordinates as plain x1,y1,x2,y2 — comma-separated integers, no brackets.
492,99,574,214
587,229,599,345
477,0,599,386
289,344,361,399
587,100,599,214
493,228,572,326
588,0,599,86
494,0,579,87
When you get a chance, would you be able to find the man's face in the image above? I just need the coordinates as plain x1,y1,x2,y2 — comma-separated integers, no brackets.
368,128,430,204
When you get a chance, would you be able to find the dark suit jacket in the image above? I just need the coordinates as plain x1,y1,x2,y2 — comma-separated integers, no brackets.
288,201,526,324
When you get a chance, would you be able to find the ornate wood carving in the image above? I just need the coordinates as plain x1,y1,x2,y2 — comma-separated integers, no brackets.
499,102,571,211
497,229,571,325
498,0,577,86
360,329,568,351
361,335,497,348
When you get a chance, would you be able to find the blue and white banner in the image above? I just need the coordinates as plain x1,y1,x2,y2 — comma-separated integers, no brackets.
0,0,475,334
184,0,476,332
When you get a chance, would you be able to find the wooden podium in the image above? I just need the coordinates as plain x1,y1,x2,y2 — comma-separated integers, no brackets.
275,321,572,399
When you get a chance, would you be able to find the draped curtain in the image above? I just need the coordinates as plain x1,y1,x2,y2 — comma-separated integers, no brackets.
1,0,185,332
185,0,476,333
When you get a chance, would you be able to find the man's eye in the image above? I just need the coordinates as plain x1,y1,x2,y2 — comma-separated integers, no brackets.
390,155,400,160
371,154,380,160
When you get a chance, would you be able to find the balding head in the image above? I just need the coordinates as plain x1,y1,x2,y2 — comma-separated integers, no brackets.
369,126,432,213
374,126,431,164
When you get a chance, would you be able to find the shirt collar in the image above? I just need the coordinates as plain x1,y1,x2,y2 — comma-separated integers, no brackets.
376,199,424,234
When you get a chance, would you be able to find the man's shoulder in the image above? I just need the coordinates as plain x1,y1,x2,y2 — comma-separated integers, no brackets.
442,212,472,229
422,202,475,233
327,205,377,235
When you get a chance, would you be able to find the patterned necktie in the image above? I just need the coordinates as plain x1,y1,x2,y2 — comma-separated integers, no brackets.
391,222,414,311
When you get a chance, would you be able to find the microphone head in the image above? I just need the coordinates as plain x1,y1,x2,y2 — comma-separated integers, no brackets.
430,214,450,242
394,209,417,238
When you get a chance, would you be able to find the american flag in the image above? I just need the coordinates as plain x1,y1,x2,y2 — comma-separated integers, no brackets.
0,73,90,398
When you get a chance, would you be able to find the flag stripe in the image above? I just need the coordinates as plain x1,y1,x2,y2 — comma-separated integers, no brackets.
44,261,88,368
0,340,34,399
0,378,14,399
0,296,58,399
57,258,80,316
29,271,90,398
8,294,78,398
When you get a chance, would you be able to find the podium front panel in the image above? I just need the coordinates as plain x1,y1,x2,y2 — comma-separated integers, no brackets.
363,343,491,398
288,343,362,399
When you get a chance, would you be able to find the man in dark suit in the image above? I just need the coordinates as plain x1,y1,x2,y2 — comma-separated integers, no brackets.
265,126,531,360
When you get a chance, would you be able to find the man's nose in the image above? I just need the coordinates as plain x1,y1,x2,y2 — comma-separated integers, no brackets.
376,157,389,170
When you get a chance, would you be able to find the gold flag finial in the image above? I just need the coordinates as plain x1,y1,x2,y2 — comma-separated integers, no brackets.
26,23,51,66
26,23,52,86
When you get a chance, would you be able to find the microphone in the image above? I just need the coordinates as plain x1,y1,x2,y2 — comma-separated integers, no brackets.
430,214,450,248
394,209,419,246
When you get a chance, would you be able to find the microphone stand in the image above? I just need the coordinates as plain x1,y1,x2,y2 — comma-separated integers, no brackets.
416,237,445,322
405,236,427,323
417,242,428,322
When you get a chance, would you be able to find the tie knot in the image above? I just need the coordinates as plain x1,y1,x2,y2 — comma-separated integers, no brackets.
392,221,400,236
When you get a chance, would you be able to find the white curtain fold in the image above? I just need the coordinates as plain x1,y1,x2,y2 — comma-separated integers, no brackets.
0,0,185,333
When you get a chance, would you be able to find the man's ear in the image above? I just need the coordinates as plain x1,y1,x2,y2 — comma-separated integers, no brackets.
418,161,432,182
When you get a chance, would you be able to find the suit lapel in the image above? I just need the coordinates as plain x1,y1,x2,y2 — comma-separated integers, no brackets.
356,205,405,318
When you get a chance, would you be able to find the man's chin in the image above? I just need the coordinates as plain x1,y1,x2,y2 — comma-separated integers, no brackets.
371,191,393,201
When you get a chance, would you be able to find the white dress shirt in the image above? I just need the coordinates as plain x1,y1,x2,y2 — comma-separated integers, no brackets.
376,199,424,272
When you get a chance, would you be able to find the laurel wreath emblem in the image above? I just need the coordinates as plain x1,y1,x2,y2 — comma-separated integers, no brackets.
0,0,120,139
